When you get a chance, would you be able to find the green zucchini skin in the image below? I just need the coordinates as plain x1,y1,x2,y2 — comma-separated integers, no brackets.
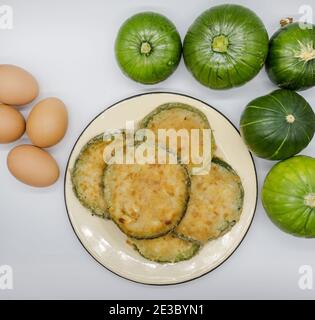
71,134,109,218
183,4,269,90
128,234,200,263
175,158,244,244
240,89,315,161
115,12,182,85
262,156,315,238
266,22,315,91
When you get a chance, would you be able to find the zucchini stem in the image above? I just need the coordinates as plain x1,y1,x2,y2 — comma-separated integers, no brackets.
141,42,152,55
286,114,295,124
305,193,315,208
280,17,293,27
212,35,229,53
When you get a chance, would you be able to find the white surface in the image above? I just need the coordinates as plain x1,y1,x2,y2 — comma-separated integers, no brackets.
64,93,257,285
0,0,314,299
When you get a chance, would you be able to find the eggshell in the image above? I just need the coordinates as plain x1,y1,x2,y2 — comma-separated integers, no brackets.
0,64,39,106
7,145,60,187
0,104,25,143
27,97,68,148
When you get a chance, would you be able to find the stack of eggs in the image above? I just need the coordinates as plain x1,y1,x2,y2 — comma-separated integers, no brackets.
0,64,68,187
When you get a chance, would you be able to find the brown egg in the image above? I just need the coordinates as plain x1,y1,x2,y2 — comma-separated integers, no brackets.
7,145,60,187
0,104,26,143
27,97,68,148
0,64,39,106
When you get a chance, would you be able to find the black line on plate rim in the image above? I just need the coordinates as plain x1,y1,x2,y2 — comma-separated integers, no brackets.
63,91,259,287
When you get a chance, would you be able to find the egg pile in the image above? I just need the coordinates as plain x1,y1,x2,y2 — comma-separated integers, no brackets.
0,64,68,187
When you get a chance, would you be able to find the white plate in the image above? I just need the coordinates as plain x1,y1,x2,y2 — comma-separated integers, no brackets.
64,92,258,285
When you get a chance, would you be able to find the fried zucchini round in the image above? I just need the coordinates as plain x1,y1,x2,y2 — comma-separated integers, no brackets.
71,134,109,217
128,234,200,263
104,161,190,239
139,103,216,169
175,158,244,244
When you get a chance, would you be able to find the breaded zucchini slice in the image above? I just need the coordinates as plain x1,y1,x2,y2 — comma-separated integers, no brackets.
71,134,109,217
128,234,200,263
104,161,190,239
139,103,216,168
175,158,244,244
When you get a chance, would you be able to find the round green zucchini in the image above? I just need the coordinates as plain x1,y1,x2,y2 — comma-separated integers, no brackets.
115,12,182,84
262,156,315,238
266,21,315,91
240,89,315,160
71,134,109,218
183,4,269,89
128,234,200,263
175,158,244,244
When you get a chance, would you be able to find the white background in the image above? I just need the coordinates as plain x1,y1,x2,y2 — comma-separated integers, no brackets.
0,0,314,300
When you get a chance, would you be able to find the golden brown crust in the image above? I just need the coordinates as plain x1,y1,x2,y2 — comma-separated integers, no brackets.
128,234,200,263
140,103,216,171
71,135,108,217
104,162,190,239
175,159,244,244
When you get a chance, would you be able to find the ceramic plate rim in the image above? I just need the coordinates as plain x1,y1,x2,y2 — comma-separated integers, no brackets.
64,91,258,286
